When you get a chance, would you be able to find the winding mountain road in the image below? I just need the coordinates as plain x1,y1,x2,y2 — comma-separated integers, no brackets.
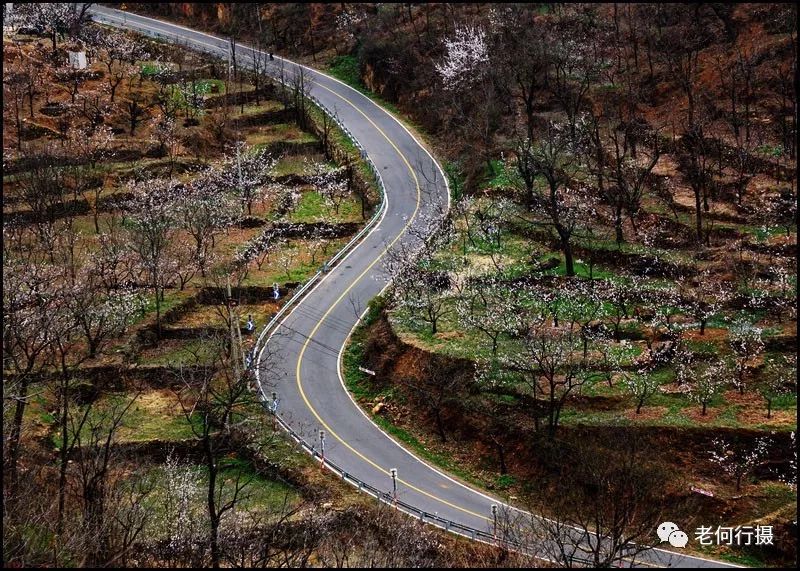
90,6,738,568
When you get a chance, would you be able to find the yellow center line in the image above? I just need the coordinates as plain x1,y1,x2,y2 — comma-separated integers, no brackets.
101,12,726,564
293,84,491,524
103,14,744,567
97,7,489,524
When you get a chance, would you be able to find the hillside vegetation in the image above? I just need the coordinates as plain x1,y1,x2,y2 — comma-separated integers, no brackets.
4,3,797,568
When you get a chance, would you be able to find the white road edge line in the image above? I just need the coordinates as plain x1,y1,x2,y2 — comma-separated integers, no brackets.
93,8,742,567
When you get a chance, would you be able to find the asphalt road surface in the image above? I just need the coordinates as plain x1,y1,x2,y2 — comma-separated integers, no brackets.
90,6,740,567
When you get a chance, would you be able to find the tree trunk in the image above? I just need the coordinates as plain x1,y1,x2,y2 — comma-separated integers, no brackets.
561,233,575,277
206,439,221,569
154,285,162,340
693,187,703,243
614,204,624,246
93,203,101,234
7,377,30,486
57,376,69,535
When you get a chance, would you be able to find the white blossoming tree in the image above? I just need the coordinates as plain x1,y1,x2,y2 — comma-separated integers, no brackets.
222,143,277,216
308,161,350,216
177,168,241,277
678,269,732,336
434,25,489,91
709,436,771,491
386,211,457,336
71,283,147,359
621,366,661,414
728,319,765,394
758,354,796,419
95,29,150,103
124,178,181,338
691,360,728,416
11,2,93,53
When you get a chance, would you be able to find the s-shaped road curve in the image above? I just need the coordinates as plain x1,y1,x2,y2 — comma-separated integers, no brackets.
91,6,738,568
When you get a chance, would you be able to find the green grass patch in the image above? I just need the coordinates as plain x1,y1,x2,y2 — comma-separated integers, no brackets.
327,55,403,117
328,55,364,91
140,290,189,319
51,391,200,449
140,457,299,541
234,100,285,116
771,392,798,410
247,123,318,148
684,339,719,357
287,190,362,223
210,456,300,512
483,159,520,190
716,551,766,567
139,60,173,77
139,337,220,367
343,296,388,403
541,256,617,279
370,414,486,488
240,237,348,287
115,391,203,443
271,153,329,177
494,473,517,490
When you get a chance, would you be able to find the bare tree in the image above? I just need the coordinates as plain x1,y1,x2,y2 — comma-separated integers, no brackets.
67,392,150,566
402,353,465,443
3,256,60,484
515,121,594,276
516,433,668,567
174,331,261,569
590,112,661,246
500,319,591,438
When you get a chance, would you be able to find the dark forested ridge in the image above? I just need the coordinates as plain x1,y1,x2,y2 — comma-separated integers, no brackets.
126,3,796,182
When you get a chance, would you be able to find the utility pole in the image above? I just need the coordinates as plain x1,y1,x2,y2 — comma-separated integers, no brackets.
390,468,397,503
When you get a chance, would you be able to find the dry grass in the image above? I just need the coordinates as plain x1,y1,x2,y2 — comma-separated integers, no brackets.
624,406,669,422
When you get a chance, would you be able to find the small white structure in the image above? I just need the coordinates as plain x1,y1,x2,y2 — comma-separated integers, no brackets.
68,50,87,70
3,3,16,32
